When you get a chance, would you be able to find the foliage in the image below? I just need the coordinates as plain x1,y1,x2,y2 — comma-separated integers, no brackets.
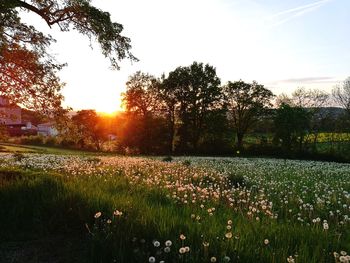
0,0,136,111
164,62,223,153
274,103,311,152
223,80,274,149
71,110,108,150
333,77,350,116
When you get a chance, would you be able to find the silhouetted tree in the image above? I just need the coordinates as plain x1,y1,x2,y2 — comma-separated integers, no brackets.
72,110,107,150
274,103,311,153
164,62,222,153
121,72,167,154
223,80,274,150
1,0,136,111
333,77,350,116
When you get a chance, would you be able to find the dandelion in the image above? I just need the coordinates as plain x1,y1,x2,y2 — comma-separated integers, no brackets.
323,222,329,230
225,232,233,239
184,246,190,252
264,239,269,245
180,234,186,240
107,219,112,224
211,256,217,262
223,256,231,262
164,247,171,253
287,256,295,263
203,241,209,247
148,256,156,263
165,240,172,247
113,210,123,216
179,247,186,254
227,220,232,225
94,212,102,219
153,240,160,247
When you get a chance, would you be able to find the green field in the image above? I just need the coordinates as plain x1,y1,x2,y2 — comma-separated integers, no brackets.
0,153,350,263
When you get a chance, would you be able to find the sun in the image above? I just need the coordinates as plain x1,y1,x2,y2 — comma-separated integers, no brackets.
96,97,124,115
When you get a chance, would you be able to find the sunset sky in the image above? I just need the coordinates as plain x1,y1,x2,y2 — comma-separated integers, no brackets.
21,0,350,113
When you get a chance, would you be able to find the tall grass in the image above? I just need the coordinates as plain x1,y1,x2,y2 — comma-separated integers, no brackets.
0,155,349,262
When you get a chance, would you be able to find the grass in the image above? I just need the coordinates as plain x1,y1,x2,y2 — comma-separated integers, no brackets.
0,142,102,155
0,154,349,262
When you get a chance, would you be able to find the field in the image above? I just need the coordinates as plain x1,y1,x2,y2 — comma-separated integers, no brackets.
1,151,350,263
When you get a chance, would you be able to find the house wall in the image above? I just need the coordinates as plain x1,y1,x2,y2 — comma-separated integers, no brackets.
0,107,22,125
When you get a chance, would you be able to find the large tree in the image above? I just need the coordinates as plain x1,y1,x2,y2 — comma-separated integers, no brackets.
71,109,107,150
0,0,136,112
223,80,274,149
121,72,167,154
164,62,222,153
274,103,311,153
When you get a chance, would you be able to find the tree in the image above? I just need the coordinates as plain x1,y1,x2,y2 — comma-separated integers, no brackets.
122,72,160,117
290,87,330,151
333,77,350,116
274,103,311,153
223,80,274,150
164,62,222,153
71,110,108,150
121,72,167,154
1,0,136,111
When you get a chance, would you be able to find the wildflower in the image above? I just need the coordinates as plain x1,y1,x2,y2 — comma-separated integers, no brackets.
184,246,190,252
113,210,123,216
223,256,231,262
153,240,160,247
94,212,102,219
107,219,112,224
264,239,269,245
225,232,233,239
323,222,329,230
148,256,156,263
203,241,209,247
164,247,171,253
211,256,217,262
227,220,232,225
287,256,295,263
180,234,186,240
179,247,186,254
165,240,172,247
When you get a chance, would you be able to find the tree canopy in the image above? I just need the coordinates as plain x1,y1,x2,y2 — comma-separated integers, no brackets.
223,80,274,149
0,0,136,112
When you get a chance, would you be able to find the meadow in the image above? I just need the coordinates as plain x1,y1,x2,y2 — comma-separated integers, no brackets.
0,151,350,263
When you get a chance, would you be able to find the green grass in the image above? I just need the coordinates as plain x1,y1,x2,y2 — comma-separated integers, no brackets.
0,143,102,155
0,154,349,262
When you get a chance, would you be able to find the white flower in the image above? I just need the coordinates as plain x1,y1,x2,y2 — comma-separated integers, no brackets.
165,240,172,247
148,256,156,263
210,257,217,262
153,240,160,247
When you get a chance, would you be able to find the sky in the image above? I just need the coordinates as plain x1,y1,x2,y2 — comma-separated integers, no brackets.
20,0,350,113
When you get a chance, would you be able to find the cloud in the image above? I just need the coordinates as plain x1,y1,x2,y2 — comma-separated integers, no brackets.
266,0,333,27
266,76,338,85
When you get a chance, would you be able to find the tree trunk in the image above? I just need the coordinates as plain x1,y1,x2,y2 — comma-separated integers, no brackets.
236,132,244,150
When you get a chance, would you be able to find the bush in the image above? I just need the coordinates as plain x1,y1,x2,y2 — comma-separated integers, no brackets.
21,135,45,145
162,156,173,162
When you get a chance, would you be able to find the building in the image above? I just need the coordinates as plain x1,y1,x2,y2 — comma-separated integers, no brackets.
0,97,22,125
37,122,58,136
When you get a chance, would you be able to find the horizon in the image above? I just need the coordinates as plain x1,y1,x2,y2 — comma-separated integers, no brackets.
19,0,350,113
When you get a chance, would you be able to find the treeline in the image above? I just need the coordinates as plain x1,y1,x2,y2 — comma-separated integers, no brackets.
9,61,350,161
